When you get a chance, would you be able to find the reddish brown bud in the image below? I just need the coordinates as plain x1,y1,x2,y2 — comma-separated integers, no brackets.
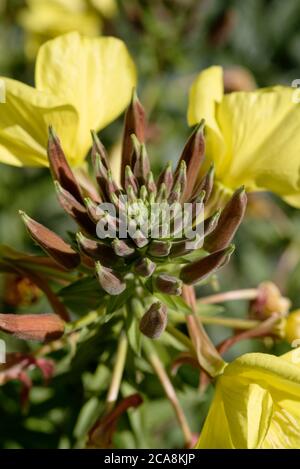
134,144,150,185
48,127,83,203
157,161,173,196
95,262,126,296
204,187,247,252
134,258,156,277
91,130,109,170
54,181,95,235
180,245,235,285
121,90,146,184
125,165,139,194
0,313,65,342
192,164,214,202
139,302,167,339
20,211,80,270
77,233,118,266
155,274,183,296
148,240,172,257
112,238,135,257
176,120,205,201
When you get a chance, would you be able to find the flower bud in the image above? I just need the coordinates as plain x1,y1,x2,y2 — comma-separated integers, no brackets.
95,262,126,296
155,274,183,296
139,302,168,339
157,161,173,196
250,281,291,320
77,233,118,266
148,240,172,257
121,90,146,183
48,126,83,203
125,165,138,194
180,245,235,285
204,186,247,252
112,238,135,257
54,181,95,235
20,211,80,270
0,313,65,342
176,120,205,201
134,258,156,277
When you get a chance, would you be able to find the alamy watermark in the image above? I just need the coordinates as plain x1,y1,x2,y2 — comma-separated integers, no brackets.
95,197,204,249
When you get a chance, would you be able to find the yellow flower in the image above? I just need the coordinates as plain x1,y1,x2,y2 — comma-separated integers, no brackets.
0,32,136,167
196,351,300,448
18,0,117,59
188,66,300,208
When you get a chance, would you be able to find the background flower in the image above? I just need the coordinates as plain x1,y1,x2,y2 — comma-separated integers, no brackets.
0,31,136,167
188,66,300,208
18,0,117,59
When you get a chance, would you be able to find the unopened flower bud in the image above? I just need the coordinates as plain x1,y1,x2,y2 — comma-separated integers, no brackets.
148,240,172,257
180,245,235,285
0,313,65,342
155,274,183,296
250,281,291,320
204,186,247,252
20,211,80,270
134,258,156,277
139,302,168,339
95,262,126,296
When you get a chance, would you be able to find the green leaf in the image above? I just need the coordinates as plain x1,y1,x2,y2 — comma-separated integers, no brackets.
59,276,105,315
125,300,142,356
73,397,102,440
153,292,193,314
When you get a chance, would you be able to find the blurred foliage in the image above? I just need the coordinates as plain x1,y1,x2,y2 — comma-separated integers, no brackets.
0,0,299,449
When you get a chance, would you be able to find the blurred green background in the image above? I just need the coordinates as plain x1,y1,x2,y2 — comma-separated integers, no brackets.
0,0,299,448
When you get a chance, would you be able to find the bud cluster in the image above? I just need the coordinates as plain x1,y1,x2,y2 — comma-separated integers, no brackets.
20,92,247,340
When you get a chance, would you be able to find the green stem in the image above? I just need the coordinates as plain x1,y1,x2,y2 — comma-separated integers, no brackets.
199,316,260,330
198,289,258,305
105,331,128,413
143,340,193,447
165,324,194,353
169,312,260,330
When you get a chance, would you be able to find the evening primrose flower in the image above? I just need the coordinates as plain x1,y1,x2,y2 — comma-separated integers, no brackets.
0,31,136,167
18,0,117,59
196,351,300,448
188,66,300,208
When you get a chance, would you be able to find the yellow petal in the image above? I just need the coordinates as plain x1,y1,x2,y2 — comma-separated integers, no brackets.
0,78,78,166
197,352,300,448
196,384,234,448
216,87,300,205
35,32,137,165
188,66,227,175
